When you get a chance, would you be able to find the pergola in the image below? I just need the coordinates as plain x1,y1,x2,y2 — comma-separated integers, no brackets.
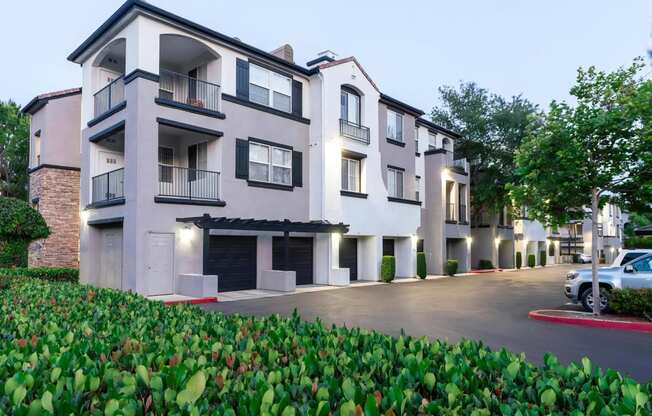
177,214,349,271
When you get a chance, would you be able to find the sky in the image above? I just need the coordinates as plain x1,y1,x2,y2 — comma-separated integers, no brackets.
2,1,651,112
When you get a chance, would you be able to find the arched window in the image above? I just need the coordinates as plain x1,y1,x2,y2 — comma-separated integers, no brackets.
442,137,451,150
341,86,361,125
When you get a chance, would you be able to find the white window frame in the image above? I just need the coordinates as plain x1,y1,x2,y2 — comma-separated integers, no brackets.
249,63,292,113
248,141,292,186
341,157,361,192
386,109,403,142
428,132,437,150
387,167,404,198
415,177,421,201
341,89,361,125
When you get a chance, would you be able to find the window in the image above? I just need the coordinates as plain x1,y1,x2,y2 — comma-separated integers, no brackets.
341,89,361,125
442,137,450,150
249,64,292,112
414,128,419,152
33,135,41,166
159,146,174,183
428,132,437,150
632,256,652,272
341,158,361,192
620,252,646,266
249,142,291,185
386,109,403,141
415,177,421,201
387,168,403,198
188,142,208,181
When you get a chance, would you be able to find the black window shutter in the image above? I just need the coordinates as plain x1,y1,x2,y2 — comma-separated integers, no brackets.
292,151,303,187
236,59,249,100
292,80,303,117
235,139,249,179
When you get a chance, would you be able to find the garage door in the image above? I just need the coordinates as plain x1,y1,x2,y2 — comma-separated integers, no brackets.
205,236,257,292
383,238,395,256
339,238,358,281
273,237,313,285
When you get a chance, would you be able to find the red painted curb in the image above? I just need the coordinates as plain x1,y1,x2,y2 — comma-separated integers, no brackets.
529,310,652,333
164,296,218,306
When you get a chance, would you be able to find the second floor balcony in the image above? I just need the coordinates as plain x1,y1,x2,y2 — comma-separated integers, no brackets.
158,69,221,113
91,168,124,205
340,119,370,144
449,158,467,174
158,165,222,203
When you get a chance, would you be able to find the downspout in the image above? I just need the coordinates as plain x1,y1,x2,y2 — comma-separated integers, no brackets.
319,71,327,221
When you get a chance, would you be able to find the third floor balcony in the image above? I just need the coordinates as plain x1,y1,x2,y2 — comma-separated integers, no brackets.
158,69,221,114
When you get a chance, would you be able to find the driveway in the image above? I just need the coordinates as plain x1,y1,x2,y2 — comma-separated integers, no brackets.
202,265,652,382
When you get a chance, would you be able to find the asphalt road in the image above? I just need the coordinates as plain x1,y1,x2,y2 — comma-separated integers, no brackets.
202,265,652,382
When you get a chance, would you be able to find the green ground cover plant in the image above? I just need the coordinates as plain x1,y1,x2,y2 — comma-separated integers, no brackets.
0,278,650,415
0,267,78,282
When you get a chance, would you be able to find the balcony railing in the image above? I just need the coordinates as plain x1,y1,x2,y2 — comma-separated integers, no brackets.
446,203,456,222
459,204,467,223
94,77,125,118
159,69,221,112
91,168,124,204
450,158,467,174
340,119,370,144
158,165,220,201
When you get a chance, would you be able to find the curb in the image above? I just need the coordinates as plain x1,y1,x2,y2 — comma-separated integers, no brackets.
164,296,218,306
529,310,652,333
470,268,504,274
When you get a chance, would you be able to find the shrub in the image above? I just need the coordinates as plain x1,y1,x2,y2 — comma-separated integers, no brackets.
624,236,652,249
527,254,536,268
540,251,547,267
609,288,652,319
0,197,49,267
0,279,650,415
416,252,427,279
515,251,522,269
477,259,494,269
380,256,395,282
446,259,458,276
0,267,78,282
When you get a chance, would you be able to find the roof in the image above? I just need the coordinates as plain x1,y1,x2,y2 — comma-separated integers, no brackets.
318,56,380,92
415,117,462,139
379,93,424,117
177,214,349,234
634,224,652,236
21,88,82,115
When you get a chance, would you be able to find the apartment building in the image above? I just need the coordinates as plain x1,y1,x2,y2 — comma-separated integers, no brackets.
470,207,515,269
25,0,471,296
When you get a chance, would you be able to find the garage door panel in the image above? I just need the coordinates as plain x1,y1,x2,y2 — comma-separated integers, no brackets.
339,238,358,281
273,237,313,285
205,236,257,292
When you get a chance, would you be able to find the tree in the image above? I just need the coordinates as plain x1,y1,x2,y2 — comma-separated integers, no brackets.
511,59,652,315
0,100,30,200
0,196,49,267
431,82,539,216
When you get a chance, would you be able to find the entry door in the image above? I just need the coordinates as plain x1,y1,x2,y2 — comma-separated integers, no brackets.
99,227,123,289
146,233,175,295
339,238,358,280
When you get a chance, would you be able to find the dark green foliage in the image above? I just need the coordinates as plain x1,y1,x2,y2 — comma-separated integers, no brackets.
540,251,547,267
527,254,536,268
609,288,652,319
446,259,458,276
477,259,494,270
0,100,30,200
515,252,522,269
624,236,652,249
416,252,427,279
0,197,49,267
0,267,78,282
0,240,28,268
0,279,650,415
380,256,395,283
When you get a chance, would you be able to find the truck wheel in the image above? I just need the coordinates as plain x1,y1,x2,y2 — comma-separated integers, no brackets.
580,287,609,313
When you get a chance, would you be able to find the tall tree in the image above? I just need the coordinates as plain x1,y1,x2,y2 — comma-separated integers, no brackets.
0,100,29,200
510,59,652,315
431,82,539,216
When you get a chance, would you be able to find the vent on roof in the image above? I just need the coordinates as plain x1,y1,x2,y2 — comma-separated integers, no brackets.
306,50,337,67
270,44,294,63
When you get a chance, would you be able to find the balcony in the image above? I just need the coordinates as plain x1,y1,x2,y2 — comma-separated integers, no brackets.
459,204,468,224
340,119,370,144
158,69,221,113
157,165,223,205
93,77,125,118
450,158,467,174
446,203,457,222
91,168,124,206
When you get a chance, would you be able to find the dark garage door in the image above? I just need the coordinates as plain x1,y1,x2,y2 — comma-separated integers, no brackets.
383,238,395,256
339,238,358,280
273,237,314,285
205,236,257,292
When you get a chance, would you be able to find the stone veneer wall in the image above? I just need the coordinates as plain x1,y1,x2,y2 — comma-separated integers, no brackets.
28,167,80,268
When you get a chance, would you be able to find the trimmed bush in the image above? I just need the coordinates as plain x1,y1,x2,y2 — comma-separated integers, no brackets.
380,255,395,282
540,251,547,267
609,288,652,319
0,279,650,414
515,251,522,269
0,197,49,267
446,259,458,276
477,259,494,270
527,254,536,268
416,252,427,279
624,236,652,249
0,267,78,282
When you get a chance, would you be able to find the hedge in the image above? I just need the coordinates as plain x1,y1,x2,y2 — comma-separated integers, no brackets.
380,256,395,283
1,279,650,415
445,259,458,276
527,254,536,268
515,252,522,269
0,197,50,267
0,267,79,283
609,288,652,319
624,236,652,249
540,251,547,267
416,252,426,279
477,259,494,270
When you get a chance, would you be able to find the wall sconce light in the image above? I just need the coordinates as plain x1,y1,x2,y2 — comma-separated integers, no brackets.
180,224,193,242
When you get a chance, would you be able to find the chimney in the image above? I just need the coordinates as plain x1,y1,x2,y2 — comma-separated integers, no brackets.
270,44,294,63
306,50,338,67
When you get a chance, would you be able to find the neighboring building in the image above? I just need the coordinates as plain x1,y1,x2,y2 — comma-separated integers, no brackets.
470,207,515,269
19,0,471,296
22,88,82,268
513,207,556,267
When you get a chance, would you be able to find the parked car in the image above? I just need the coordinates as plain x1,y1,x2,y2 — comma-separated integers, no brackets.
564,253,652,312
577,253,592,264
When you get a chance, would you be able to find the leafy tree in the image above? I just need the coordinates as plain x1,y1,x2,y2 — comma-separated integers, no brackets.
0,100,30,200
431,82,539,216
511,59,652,315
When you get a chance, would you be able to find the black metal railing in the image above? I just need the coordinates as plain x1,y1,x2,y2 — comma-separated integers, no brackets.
158,165,220,201
459,204,467,223
91,168,124,204
446,203,457,222
159,69,221,112
340,119,370,144
94,77,125,117
450,158,467,173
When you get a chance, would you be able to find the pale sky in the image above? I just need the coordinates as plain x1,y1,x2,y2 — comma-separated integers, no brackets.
2,1,651,111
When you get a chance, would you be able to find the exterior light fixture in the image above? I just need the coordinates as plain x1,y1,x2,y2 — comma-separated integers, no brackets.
180,224,193,242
